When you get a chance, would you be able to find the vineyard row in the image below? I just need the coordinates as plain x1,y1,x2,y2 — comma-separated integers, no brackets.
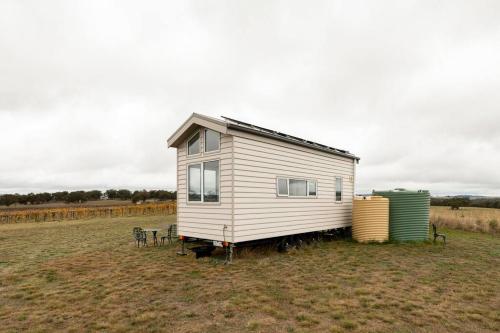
0,202,177,224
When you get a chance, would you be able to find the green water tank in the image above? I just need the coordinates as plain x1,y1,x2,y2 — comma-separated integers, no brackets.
372,189,430,241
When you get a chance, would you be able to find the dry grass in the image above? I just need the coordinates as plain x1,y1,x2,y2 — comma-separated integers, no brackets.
431,206,500,234
1,216,499,333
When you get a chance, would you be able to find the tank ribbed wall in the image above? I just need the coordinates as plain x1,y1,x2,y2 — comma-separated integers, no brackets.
352,196,389,243
373,189,430,241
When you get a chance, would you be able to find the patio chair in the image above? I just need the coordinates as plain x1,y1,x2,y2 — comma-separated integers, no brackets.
432,224,446,244
170,224,178,239
160,225,170,246
133,227,147,247
160,224,178,245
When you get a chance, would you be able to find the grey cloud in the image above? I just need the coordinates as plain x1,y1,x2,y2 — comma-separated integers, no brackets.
1,0,499,195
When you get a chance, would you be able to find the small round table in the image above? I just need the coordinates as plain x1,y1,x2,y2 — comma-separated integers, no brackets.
142,228,162,246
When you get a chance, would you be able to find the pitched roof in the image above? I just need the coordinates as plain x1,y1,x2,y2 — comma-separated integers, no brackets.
168,113,360,161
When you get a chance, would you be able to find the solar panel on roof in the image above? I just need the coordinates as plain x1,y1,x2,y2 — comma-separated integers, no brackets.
221,115,358,160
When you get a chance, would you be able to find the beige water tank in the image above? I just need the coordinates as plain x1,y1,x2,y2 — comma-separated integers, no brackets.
353,196,389,243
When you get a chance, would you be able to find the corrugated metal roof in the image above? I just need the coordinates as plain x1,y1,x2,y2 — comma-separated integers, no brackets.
222,116,360,161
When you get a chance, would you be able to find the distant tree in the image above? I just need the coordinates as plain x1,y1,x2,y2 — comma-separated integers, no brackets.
34,192,52,204
450,198,470,210
17,194,28,205
132,190,149,204
85,190,102,201
161,190,176,200
116,189,132,200
147,190,155,199
0,194,17,206
105,189,117,200
53,191,69,202
66,191,87,203
0,188,176,206
432,196,476,209
25,193,35,204
156,190,170,201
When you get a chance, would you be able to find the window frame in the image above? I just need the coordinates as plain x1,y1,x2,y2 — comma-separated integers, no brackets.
186,130,201,157
202,160,220,203
186,159,220,204
276,177,289,197
308,180,317,197
187,163,202,202
335,176,343,203
276,177,318,198
204,128,221,154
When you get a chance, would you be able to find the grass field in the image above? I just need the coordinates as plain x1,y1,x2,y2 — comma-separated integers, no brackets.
431,206,500,234
1,216,499,333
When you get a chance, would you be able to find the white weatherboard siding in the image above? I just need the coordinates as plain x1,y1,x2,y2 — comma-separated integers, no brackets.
230,131,355,243
175,122,356,244
176,127,234,242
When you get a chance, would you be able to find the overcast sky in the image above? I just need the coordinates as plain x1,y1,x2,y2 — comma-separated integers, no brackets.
1,1,499,196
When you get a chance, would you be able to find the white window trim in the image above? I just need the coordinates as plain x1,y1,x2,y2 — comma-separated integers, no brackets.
187,159,221,204
186,130,201,158
335,176,343,203
204,128,221,154
276,177,317,198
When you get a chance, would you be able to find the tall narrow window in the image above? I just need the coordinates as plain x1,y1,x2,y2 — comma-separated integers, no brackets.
187,132,200,155
204,129,220,152
277,178,288,196
308,180,317,196
335,177,343,202
188,164,201,201
203,160,219,202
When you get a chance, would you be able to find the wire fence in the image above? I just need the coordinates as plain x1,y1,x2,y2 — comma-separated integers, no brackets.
0,202,177,224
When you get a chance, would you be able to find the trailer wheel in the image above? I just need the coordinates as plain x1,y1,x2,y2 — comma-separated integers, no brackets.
191,245,215,259
295,238,303,249
277,238,290,252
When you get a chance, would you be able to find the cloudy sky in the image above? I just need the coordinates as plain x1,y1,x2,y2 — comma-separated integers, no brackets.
1,1,499,196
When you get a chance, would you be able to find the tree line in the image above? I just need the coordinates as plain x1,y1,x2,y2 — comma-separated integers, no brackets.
0,189,176,207
431,196,500,209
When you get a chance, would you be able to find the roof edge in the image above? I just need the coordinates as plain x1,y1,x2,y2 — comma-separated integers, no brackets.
167,113,228,147
167,113,360,161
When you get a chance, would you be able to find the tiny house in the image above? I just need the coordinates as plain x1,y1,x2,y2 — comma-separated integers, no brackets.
167,113,360,250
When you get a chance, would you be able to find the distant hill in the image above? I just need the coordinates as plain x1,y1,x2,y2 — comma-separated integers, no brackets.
355,194,500,209
431,196,500,209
